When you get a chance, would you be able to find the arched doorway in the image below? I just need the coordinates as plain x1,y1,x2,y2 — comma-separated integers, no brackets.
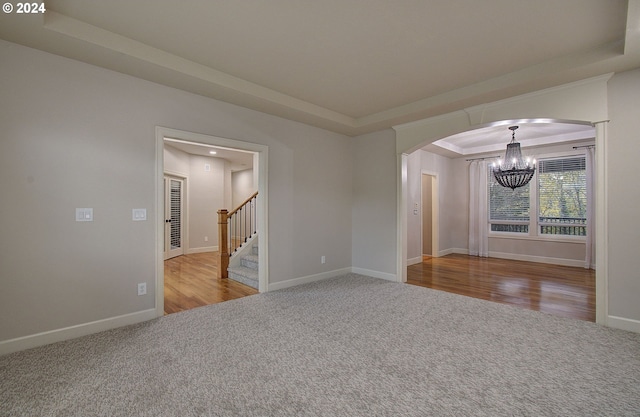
403,120,597,320
394,75,611,324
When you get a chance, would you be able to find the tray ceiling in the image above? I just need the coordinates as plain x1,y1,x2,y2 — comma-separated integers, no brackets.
1,0,639,136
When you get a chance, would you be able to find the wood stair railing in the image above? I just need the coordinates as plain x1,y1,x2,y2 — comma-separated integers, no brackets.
217,191,258,278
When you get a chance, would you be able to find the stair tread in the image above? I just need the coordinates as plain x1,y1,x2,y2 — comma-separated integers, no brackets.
228,266,258,289
228,265,258,279
228,241,258,290
242,254,259,263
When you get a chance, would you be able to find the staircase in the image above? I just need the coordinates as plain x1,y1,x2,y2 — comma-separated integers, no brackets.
227,244,259,289
217,191,259,288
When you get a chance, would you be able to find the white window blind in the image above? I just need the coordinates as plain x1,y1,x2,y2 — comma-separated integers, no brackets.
488,168,530,233
170,179,182,249
538,156,587,235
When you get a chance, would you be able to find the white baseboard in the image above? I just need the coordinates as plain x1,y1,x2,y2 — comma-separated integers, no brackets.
351,267,397,282
267,268,352,292
437,248,590,268
0,308,157,356
489,251,585,268
407,256,422,266
186,246,218,254
439,248,468,257
607,315,640,334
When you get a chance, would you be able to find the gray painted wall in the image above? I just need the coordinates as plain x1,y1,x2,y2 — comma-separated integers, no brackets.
351,129,397,276
0,40,352,342
164,145,229,250
232,169,254,209
1,38,639,346
607,68,640,321
188,155,226,250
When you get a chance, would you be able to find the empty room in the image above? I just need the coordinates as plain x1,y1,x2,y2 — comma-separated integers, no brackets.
1,1,639,415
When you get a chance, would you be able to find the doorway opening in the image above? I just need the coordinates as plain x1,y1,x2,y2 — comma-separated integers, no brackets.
162,145,256,314
399,119,603,323
421,172,438,259
155,127,269,317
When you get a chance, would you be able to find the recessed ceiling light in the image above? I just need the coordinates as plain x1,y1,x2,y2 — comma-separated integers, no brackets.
209,150,217,155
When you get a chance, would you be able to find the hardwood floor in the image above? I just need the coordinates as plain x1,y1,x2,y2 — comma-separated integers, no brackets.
164,252,258,315
165,252,594,321
407,254,595,322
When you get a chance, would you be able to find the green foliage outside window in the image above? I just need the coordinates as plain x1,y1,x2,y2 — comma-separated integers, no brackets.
488,156,587,236
538,157,586,235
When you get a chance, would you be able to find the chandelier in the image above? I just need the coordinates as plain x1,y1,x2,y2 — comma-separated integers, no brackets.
492,126,535,189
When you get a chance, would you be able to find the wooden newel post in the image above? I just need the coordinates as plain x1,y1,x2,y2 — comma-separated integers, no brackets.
218,209,229,278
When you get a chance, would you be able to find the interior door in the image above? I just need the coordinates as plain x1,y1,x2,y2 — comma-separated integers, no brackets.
164,176,184,260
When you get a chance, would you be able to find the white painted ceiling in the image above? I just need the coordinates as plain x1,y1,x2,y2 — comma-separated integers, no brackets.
425,121,596,158
164,139,254,172
1,0,639,136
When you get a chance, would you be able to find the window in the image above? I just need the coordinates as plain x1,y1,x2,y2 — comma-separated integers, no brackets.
488,169,530,233
538,157,587,236
488,154,588,238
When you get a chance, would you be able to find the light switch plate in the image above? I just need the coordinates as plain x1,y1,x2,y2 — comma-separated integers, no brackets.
76,208,93,222
132,208,147,221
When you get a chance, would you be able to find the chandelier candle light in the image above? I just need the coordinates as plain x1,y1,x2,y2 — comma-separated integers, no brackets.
492,126,536,189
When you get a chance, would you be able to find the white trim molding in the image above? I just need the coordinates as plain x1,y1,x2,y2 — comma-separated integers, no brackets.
397,153,408,283
0,309,157,356
594,121,609,325
441,248,468,256
352,267,397,282
607,316,640,334
267,268,352,292
489,251,586,268
267,267,399,292
186,246,218,254
438,247,589,268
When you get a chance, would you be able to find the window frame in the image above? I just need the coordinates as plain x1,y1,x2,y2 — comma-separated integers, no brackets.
487,149,589,242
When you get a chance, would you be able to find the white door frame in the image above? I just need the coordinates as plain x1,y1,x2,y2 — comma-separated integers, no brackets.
155,127,269,317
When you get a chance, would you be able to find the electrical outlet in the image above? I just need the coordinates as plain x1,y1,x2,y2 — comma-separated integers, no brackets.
321,256,326,264
137,283,147,296
204,236,208,242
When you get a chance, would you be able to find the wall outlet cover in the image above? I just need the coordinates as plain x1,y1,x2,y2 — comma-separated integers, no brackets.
132,209,147,221
76,208,93,222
